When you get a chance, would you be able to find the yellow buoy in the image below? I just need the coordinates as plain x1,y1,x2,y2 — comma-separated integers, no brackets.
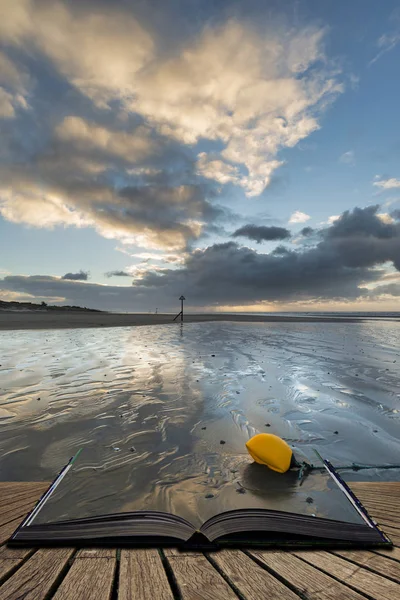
245,433,293,473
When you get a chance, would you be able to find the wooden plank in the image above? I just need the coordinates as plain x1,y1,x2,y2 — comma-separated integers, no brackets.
0,558,25,583
0,516,24,545
167,554,238,599
351,492,400,509
357,501,400,521
333,549,400,582
76,549,116,558
0,497,44,528
163,547,204,556
119,549,174,600
0,545,35,583
351,482,400,491
253,550,366,600
360,513,400,530
374,546,400,561
210,550,298,599
0,545,32,559
53,553,116,600
0,482,50,493
353,489,400,504
0,548,74,600
378,525,400,546
294,550,400,600
0,488,46,511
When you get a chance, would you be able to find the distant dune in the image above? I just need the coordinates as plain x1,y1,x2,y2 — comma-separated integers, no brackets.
0,300,101,313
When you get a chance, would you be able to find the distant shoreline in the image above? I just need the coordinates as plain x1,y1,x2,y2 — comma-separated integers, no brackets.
0,311,375,330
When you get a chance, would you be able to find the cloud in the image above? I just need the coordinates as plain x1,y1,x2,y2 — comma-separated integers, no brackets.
369,9,400,66
0,1,343,198
131,205,400,305
0,50,31,118
373,177,400,190
62,270,89,281
55,117,156,164
300,226,314,237
5,205,398,310
232,225,291,243
289,210,311,224
0,0,153,108
339,150,354,165
368,283,400,297
105,270,131,278
0,161,219,249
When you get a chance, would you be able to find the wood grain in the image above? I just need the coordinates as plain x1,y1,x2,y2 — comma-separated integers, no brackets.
119,549,174,600
0,548,74,600
53,554,116,600
210,550,299,599
374,546,400,561
0,497,45,528
167,554,238,599
254,550,366,600
294,550,400,600
0,545,35,582
0,488,46,511
76,549,116,558
0,516,25,545
378,525,400,545
333,549,400,581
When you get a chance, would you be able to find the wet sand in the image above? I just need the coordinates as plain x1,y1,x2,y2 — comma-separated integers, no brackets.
1,321,399,490
0,311,362,330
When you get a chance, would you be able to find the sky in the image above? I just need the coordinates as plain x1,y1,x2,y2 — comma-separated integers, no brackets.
0,0,400,313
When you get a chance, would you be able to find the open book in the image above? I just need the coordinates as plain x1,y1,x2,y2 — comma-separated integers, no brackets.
10,449,391,549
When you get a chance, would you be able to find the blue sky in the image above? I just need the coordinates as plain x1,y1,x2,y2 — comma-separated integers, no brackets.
0,0,400,311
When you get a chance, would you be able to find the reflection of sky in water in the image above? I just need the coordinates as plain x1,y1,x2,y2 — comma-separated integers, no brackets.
0,321,399,519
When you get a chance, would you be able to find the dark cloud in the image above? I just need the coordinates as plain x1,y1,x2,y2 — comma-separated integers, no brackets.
105,270,131,278
271,245,290,255
133,205,400,305
2,206,400,309
232,225,291,243
391,209,400,220
300,227,314,237
61,270,89,281
322,205,400,270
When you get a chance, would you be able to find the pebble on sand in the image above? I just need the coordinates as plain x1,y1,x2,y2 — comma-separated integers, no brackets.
220,440,226,444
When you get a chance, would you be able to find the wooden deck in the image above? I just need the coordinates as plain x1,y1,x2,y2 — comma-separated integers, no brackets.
0,481,399,599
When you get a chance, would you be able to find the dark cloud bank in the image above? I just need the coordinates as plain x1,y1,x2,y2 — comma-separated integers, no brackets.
1,206,400,310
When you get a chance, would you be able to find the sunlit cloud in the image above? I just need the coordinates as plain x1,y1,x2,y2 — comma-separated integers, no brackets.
373,177,400,190
1,1,342,198
289,210,311,224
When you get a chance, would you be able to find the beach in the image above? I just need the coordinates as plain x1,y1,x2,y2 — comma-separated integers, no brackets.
0,310,368,330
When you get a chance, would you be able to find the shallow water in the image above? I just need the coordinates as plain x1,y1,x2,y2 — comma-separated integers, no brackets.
0,321,399,500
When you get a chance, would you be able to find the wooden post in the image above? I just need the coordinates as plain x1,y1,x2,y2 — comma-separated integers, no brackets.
179,296,185,322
